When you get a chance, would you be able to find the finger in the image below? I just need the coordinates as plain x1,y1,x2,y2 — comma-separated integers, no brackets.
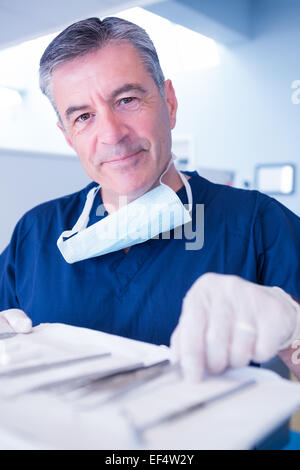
253,306,286,363
169,325,180,363
253,327,280,363
178,297,207,382
0,315,14,332
229,321,256,368
205,308,231,374
2,309,32,334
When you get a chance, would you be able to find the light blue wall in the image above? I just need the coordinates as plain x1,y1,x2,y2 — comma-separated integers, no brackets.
165,0,300,214
0,0,299,253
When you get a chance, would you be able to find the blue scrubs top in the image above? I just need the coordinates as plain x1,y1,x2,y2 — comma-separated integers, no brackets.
0,171,299,346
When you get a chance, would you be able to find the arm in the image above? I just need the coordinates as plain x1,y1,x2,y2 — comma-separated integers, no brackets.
171,196,300,381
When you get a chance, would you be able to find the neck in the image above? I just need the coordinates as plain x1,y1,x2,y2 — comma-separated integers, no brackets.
101,163,185,214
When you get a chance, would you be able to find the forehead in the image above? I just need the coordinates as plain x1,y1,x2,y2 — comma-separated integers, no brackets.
52,42,154,104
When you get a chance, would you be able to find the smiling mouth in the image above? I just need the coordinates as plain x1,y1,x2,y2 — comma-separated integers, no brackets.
103,149,144,165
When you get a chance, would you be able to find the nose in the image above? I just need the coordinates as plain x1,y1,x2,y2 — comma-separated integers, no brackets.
96,106,129,145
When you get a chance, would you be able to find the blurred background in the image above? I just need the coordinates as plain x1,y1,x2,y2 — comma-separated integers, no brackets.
0,0,299,252
0,0,299,441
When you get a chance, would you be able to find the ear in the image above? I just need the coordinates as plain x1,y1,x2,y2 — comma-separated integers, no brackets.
57,121,74,149
164,79,178,130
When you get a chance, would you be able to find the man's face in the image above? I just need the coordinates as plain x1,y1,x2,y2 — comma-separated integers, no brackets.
52,42,178,197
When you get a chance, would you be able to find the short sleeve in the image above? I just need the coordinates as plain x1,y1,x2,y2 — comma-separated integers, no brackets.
0,211,35,311
254,196,300,299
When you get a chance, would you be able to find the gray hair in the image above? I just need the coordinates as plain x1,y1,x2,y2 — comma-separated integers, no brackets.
39,16,165,119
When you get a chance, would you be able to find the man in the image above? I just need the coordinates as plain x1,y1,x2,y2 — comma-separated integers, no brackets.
0,17,299,381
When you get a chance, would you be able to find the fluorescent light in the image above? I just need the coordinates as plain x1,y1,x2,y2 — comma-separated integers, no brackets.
116,7,220,74
175,23,220,70
0,86,23,110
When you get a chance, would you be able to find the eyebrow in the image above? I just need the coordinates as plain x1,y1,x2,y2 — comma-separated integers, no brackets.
109,83,147,100
65,105,90,122
64,83,147,122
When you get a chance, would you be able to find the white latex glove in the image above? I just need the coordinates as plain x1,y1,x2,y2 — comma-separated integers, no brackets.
0,309,32,334
170,273,300,381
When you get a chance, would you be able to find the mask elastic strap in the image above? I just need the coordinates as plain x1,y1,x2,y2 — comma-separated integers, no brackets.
178,171,193,214
159,156,174,184
160,154,193,214
58,186,100,243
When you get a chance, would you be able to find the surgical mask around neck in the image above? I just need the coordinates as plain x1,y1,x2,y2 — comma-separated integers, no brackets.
57,157,193,263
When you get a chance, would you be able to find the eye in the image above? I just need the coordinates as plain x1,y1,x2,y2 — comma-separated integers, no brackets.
119,97,135,105
116,96,140,111
76,112,91,123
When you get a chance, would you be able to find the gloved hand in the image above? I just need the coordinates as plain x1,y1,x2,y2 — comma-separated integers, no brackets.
170,273,300,381
0,309,32,334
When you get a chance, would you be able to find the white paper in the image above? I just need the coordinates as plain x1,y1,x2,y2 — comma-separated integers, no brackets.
141,367,300,450
0,323,169,397
0,323,300,450
122,372,255,430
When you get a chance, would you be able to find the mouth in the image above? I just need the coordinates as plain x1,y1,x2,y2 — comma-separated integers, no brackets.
103,149,144,166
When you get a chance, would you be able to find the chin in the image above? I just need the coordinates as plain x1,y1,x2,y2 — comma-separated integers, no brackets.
116,182,149,199
114,173,155,197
